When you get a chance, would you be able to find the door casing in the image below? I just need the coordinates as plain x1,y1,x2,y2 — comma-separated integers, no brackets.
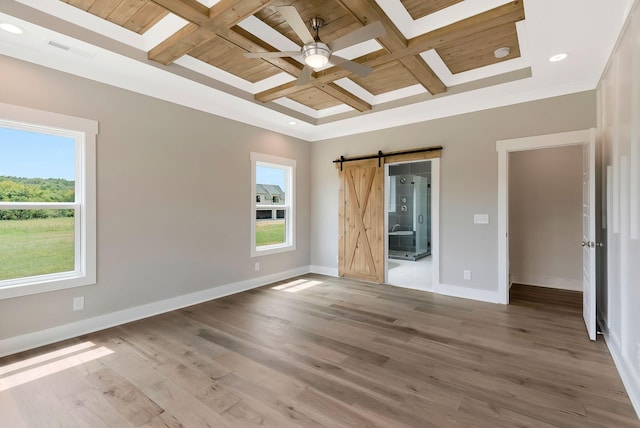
496,129,596,309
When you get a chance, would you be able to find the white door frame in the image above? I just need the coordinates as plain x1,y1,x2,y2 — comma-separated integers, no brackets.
384,158,440,290
496,129,594,304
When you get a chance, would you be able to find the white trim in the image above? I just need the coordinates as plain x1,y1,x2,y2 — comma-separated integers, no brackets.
0,266,310,358
496,129,591,152
433,283,501,304
0,102,98,135
310,265,339,277
496,129,592,305
250,152,297,258
431,159,441,288
0,103,97,299
497,149,509,304
604,333,640,419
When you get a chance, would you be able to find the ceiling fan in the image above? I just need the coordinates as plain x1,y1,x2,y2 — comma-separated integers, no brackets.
243,6,386,85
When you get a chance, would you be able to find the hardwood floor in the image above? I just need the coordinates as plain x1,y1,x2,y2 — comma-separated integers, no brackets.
1,276,638,427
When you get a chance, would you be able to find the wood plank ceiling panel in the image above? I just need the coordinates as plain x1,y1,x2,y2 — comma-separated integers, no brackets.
64,0,168,34
87,0,126,19
190,37,283,83
400,0,464,20
436,22,521,74
106,0,148,27
63,0,97,11
288,87,343,110
350,60,419,95
123,2,168,34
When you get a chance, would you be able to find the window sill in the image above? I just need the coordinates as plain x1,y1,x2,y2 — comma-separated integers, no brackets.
0,272,96,300
252,243,296,258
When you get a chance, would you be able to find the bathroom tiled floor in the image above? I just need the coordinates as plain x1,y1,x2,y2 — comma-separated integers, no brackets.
388,255,432,289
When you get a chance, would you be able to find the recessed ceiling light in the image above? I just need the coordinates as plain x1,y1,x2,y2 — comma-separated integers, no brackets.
549,53,568,62
494,47,510,59
288,121,297,125
0,23,24,35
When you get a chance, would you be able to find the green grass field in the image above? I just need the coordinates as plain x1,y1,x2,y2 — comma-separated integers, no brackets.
0,217,75,281
256,220,285,246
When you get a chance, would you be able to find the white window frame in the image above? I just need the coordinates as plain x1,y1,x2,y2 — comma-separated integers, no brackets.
251,152,296,257
0,103,97,299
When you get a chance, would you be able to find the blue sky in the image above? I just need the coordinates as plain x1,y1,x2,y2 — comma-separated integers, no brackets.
0,127,75,180
256,165,286,190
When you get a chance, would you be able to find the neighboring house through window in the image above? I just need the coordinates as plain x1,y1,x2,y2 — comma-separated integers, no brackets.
0,103,97,299
251,152,295,256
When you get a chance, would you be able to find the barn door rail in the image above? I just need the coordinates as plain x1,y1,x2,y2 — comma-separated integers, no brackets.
333,146,443,171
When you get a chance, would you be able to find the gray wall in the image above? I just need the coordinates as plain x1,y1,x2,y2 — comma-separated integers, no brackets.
0,55,311,340
509,145,583,290
311,92,596,291
598,0,640,411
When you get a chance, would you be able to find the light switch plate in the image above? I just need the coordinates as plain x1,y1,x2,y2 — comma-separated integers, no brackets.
474,214,489,224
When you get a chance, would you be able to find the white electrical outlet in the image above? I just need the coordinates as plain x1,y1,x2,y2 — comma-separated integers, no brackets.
73,296,84,311
463,270,472,280
254,262,260,271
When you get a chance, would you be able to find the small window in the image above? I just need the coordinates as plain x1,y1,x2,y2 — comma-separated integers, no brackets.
251,153,295,257
0,104,97,299
256,195,261,203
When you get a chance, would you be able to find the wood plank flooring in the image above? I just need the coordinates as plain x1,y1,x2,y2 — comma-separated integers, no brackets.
1,275,638,427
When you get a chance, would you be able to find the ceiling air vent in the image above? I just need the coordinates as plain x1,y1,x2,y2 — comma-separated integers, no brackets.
47,40,95,58
48,40,70,51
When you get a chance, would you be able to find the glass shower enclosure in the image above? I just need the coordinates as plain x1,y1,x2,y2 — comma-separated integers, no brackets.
387,161,431,261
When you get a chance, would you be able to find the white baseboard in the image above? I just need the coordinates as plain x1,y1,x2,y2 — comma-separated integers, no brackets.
0,266,311,358
310,265,501,304
434,283,502,304
310,265,338,277
510,274,582,291
604,333,640,419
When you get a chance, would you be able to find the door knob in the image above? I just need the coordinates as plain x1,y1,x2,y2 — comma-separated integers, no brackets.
581,241,588,247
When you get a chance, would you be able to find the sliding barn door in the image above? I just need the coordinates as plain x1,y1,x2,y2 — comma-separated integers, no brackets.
338,159,385,283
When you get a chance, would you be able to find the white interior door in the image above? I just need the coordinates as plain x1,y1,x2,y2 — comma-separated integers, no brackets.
582,130,597,340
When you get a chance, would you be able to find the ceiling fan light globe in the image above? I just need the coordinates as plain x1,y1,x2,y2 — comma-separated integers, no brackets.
303,42,330,68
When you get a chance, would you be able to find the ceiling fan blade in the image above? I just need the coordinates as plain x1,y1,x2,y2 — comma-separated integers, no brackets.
296,65,312,86
329,21,386,53
330,55,373,78
277,6,315,45
243,51,300,59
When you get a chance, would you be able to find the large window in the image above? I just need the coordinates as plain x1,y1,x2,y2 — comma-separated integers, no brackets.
251,152,295,257
0,103,97,299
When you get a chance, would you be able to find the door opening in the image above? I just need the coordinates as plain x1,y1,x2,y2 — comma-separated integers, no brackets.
497,129,597,340
385,159,439,290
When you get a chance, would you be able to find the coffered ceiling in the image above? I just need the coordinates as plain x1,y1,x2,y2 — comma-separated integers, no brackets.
0,0,635,140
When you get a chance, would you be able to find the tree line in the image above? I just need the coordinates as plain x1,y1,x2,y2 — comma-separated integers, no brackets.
0,176,75,220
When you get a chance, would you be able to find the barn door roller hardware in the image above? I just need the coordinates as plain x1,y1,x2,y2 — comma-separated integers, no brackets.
333,146,443,171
